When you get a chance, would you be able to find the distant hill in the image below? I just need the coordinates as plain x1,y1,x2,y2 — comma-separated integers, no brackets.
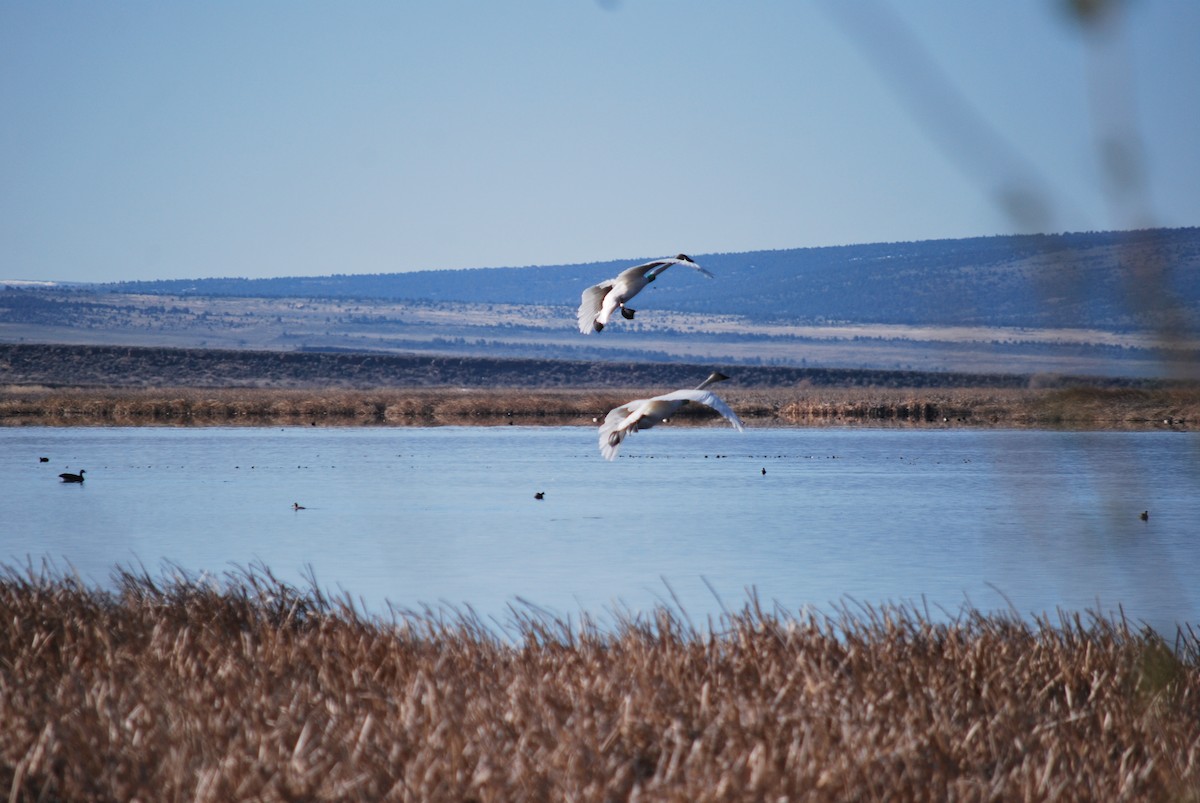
101,228,1200,330
4,228,1198,380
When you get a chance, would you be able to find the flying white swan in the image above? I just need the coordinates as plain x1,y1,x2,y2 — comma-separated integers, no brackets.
598,372,744,460
577,254,713,334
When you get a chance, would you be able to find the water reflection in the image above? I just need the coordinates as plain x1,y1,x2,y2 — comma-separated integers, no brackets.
3,426,1196,633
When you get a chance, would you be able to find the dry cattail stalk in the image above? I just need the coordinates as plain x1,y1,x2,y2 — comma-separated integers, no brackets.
0,565,1196,801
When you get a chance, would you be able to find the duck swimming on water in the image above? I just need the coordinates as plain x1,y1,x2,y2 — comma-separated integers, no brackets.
59,469,85,483
577,254,712,334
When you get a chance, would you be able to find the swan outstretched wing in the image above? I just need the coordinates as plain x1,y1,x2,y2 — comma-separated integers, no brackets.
598,400,645,460
622,257,714,283
577,281,613,334
653,389,745,431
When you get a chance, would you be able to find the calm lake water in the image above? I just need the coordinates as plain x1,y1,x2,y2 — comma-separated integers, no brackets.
3,426,1197,633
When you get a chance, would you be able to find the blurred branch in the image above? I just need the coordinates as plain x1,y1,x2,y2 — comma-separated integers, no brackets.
818,0,1197,380
816,0,1059,231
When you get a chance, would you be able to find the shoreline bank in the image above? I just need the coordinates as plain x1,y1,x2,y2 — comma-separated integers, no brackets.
2,385,1196,429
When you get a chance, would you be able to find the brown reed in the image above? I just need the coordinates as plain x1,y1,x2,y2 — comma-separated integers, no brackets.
2,385,1197,429
0,565,1196,801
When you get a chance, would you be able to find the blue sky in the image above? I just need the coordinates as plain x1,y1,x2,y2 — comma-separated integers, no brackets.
3,1,1197,283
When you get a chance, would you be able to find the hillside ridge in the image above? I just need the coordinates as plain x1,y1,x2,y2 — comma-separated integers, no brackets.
4,228,1197,379
93,227,1200,331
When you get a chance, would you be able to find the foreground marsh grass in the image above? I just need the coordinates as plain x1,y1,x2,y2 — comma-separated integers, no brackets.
1,567,1197,800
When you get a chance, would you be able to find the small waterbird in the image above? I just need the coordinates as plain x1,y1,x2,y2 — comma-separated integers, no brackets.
598,372,744,460
293,502,306,510
577,254,713,334
59,469,85,483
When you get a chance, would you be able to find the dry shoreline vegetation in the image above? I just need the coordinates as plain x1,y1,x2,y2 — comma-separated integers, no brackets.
1,385,1198,428
4,380,1198,799
1,566,1197,801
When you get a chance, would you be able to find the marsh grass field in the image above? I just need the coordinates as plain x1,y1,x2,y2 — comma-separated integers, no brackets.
1,566,1197,801
2,384,1199,429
